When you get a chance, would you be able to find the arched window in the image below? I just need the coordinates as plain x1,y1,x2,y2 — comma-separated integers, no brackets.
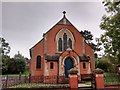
36,55,41,69
63,33,67,50
58,38,62,51
68,38,72,49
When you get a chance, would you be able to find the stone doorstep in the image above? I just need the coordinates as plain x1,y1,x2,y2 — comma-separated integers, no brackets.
78,83,91,88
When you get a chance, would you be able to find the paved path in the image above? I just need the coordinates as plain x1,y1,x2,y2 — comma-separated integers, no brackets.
78,83,91,88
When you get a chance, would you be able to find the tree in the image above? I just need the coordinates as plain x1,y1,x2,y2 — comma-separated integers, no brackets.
100,0,120,63
81,30,101,51
8,52,26,73
1,37,11,74
0,37,10,55
95,60,109,72
2,55,10,74
81,30,93,43
95,55,117,73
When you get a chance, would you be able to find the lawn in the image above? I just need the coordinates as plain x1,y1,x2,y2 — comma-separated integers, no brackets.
8,83,69,88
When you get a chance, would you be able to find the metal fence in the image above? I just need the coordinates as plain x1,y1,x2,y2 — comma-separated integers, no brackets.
2,75,65,88
2,74,98,89
2,75,29,88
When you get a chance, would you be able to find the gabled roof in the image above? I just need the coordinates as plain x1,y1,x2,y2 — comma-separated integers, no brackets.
45,54,60,61
43,11,78,35
30,11,94,50
30,11,77,50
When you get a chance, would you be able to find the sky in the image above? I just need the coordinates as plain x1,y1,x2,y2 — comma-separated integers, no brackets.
2,1,107,59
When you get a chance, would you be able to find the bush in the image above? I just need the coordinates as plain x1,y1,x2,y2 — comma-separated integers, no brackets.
8,58,25,74
95,59,116,73
95,60,109,72
2,53,26,74
8,57,25,74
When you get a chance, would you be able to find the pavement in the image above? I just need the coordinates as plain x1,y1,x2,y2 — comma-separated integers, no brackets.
78,83,91,88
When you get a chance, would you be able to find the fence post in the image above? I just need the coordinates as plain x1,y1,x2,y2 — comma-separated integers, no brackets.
29,73,31,83
24,74,26,83
19,72,21,84
5,75,8,88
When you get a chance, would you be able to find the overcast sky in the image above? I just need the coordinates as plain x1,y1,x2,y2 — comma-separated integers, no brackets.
2,2,106,58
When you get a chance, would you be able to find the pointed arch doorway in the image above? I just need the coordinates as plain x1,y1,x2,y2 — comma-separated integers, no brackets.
64,57,74,78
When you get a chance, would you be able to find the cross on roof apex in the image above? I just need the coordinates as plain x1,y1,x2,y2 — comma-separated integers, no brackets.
63,11,66,17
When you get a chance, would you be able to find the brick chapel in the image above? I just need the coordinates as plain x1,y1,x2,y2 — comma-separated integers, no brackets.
29,11,95,83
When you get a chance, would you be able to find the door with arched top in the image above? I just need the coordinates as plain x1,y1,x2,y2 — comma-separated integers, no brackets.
64,57,74,78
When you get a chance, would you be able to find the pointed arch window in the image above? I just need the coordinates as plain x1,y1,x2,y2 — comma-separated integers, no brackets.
58,38,62,51
68,38,72,49
36,55,41,69
63,33,67,50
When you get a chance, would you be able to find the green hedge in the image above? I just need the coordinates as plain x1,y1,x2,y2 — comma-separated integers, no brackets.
104,73,120,85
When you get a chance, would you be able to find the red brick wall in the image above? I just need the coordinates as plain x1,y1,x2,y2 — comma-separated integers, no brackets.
85,42,95,72
58,76,67,83
95,74,104,88
69,73,78,88
30,39,44,76
31,75,44,83
44,76,57,84
47,61,58,76
46,24,83,55
80,62,89,74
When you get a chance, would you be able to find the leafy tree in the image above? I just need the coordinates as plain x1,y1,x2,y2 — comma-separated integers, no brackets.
0,37,11,74
95,55,117,73
81,30,101,51
95,60,109,72
100,0,120,63
2,55,10,74
81,30,93,43
0,37,10,55
8,52,26,73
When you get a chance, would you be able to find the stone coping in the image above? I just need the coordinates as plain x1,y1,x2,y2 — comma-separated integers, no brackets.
94,68,104,74
68,68,78,74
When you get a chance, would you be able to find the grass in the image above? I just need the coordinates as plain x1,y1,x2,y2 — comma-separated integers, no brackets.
8,83,69,88
84,81,91,85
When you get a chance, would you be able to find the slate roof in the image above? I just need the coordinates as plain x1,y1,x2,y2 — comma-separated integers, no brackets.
79,54,90,62
45,54,60,61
